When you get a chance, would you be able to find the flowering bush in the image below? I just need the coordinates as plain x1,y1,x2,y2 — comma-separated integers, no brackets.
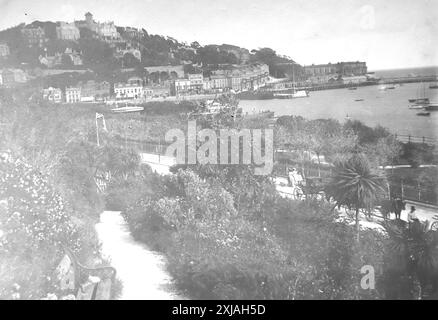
0,155,82,299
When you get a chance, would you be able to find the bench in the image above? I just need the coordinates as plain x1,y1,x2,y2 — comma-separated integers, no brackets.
56,246,117,300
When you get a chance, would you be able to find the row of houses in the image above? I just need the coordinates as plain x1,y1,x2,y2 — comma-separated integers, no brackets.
42,78,165,103
171,64,270,96
42,80,111,103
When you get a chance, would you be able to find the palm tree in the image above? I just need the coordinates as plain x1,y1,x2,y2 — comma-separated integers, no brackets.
383,219,438,299
325,154,386,242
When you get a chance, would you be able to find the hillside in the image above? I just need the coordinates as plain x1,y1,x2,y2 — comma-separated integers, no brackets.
0,18,301,78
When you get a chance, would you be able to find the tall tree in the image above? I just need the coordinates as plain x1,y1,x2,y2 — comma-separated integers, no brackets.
325,154,387,242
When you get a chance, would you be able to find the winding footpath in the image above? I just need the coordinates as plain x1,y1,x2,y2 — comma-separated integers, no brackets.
95,211,184,300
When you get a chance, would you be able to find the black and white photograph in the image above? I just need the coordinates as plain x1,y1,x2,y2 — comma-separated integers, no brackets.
0,0,437,305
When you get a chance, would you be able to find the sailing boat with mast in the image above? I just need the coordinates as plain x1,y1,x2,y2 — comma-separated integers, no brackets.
408,83,429,104
274,63,309,99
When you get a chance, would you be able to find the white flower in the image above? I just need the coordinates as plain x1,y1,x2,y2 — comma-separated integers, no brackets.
46,293,58,300
11,292,20,300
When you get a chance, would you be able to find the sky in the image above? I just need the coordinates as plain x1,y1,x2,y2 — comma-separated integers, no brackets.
0,0,437,70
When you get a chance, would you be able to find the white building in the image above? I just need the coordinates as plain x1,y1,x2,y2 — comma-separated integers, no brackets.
42,87,63,103
56,22,80,41
114,83,143,99
0,43,10,57
98,22,119,40
210,75,228,90
171,79,191,96
202,79,213,91
143,87,154,99
188,73,203,86
65,87,81,103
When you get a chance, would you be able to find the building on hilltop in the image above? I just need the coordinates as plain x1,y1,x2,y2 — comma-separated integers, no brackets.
42,87,63,103
115,46,142,62
121,27,146,39
0,43,10,58
0,69,28,86
63,48,83,65
98,21,119,41
56,22,80,41
39,55,60,68
39,48,83,68
76,12,120,42
21,25,47,47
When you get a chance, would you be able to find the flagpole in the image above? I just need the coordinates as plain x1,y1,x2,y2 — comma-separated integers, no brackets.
96,115,100,147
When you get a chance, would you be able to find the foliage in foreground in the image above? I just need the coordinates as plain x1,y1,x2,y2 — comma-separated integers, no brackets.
123,168,389,299
0,155,98,299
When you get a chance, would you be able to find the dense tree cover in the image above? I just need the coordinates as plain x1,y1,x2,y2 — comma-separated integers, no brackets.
194,45,239,66
250,47,303,78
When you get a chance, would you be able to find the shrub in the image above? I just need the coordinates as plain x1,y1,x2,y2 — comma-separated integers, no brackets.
0,156,83,299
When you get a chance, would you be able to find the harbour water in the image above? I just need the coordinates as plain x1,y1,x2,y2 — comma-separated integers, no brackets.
240,81,438,139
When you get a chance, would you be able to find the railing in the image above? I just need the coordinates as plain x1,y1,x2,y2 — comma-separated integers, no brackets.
115,137,168,155
390,182,437,206
114,137,438,205
394,134,438,146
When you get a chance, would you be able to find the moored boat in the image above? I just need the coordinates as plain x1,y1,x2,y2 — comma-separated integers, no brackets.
408,98,430,104
237,91,274,100
408,84,429,104
430,83,438,89
111,106,144,113
416,111,431,116
423,102,438,111
408,104,425,109
273,90,309,99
